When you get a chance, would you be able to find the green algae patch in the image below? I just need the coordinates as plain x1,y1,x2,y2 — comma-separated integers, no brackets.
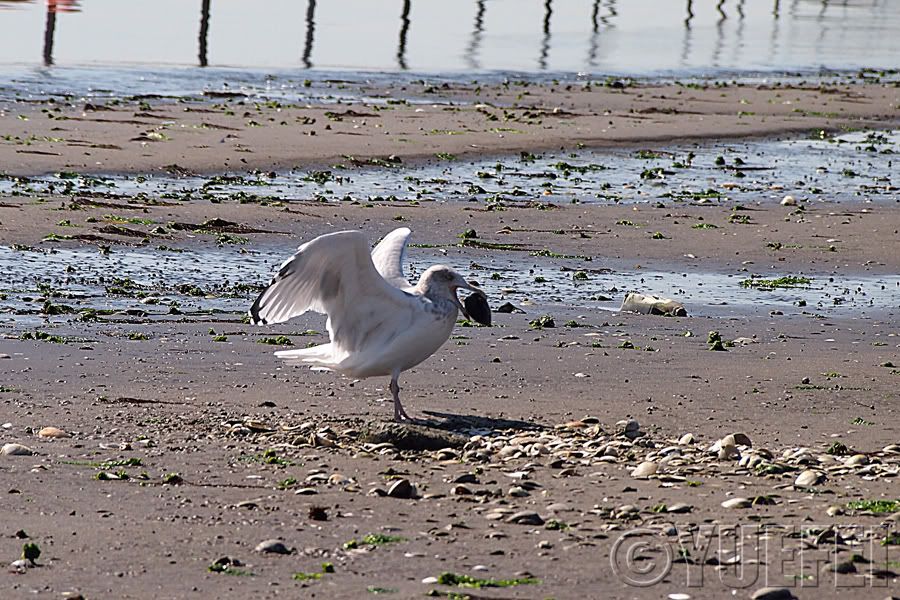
846,499,899,514
739,276,812,290
435,572,540,588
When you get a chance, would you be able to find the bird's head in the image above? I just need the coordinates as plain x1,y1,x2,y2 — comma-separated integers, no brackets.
418,265,489,324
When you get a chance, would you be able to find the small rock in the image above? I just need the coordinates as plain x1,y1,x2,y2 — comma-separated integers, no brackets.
450,484,473,496
294,487,318,495
631,461,658,478
721,497,752,509
845,454,868,466
507,485,529,497
750,587,794,600
718,444,740,460
825,505,844,517
668,594,691,600
387,479,414,499
667,503,693,514
678,433,694,445
731,432,752,446
254,539,291,554
38,426,70,439
825,560,856,574
794,469,824,487
1,443,33,456
421,576,438,584
780,195,797,206
507,511,544,526
328,473,351,486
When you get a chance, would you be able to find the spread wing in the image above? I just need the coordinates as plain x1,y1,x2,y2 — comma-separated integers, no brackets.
249,230,415,353
370,227,413,290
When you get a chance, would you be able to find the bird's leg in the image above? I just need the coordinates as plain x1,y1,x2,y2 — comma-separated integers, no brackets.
390,375,412,422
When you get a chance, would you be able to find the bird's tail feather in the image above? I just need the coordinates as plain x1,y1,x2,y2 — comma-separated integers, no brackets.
275,342,342,370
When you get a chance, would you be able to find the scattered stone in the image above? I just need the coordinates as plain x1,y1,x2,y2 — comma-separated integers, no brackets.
845,454,868,466
780,195,797,206
294,487,318,495
308,506,328,521
631,461,658,478
507,511,544,526
450,485,473,496
826,505,844,517
722,497,752,509
1,443,33,456
678,433,694,445
794,469,824,487
387,479,414,499
750,587,794,600
826,560,857,574
328,473,351,486
421,576,438,584
38,426,70,439
254,540,291,555
667,503,693,514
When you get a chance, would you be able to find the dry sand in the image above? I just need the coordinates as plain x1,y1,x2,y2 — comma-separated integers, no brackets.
1,80,899,600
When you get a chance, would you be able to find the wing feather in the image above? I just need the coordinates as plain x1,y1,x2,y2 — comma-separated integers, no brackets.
249,230,416,355
370,227,413,290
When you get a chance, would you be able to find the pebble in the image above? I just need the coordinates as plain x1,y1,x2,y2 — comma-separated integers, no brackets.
667,503,693,514
845,454,868,466
825,505,844,517
750,587,794,600
421,576,438,584
1,443,33,456
678,433,694,445
254,539,291,554
38,426,70,439
387,479,414,499
327,473,351,486
780,195,797,206
507,511,544,525
450,484,472,496
507,485,529,497
721,497,752,509
668,594,691,600
718,444,740,460
827,560,856,574
630,461,658,478
794,469,824,487
294,487,318,495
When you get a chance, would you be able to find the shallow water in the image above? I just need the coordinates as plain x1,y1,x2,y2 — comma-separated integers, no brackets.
2,130,896,206
1,238,898,330
1,0,899,100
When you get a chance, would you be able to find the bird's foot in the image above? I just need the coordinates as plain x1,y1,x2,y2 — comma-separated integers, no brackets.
393,407,415,423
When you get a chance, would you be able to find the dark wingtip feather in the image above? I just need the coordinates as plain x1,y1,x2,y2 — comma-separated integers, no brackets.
249,291,267,325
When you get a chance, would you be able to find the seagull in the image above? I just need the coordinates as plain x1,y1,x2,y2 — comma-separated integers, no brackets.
249,227,490,421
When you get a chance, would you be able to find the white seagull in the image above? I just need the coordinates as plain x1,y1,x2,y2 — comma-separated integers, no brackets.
249,227,490,421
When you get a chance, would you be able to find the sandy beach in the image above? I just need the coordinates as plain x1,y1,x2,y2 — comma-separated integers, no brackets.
1,78,899,600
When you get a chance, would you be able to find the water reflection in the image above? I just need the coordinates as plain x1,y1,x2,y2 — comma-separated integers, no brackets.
1,0,899,75
538,0,552,71
302,0,316,69
397,0,411,70
198,0,210,67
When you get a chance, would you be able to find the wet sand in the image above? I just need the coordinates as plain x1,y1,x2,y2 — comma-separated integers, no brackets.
1,80,899,600
1,80,898,176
